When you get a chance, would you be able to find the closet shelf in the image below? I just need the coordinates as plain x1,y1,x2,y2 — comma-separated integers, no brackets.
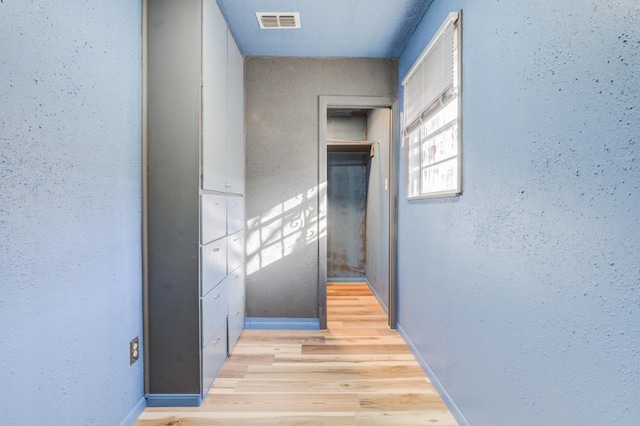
327,140,377,156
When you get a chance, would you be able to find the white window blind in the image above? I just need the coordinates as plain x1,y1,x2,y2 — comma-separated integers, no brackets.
404,63,423,126
422,22,454,114
403,13,457,130
403,12,461,199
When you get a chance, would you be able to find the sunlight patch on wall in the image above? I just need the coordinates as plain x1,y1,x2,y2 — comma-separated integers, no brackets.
247,183,327,275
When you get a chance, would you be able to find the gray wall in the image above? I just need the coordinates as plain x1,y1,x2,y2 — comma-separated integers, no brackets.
0,1,144,424
245,57,397,318
398,1,640,425
327,114,366,141
146,0,201,394
365,108,391,310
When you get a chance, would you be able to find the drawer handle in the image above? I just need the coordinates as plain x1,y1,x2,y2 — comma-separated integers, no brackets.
214,293,221,299
214,337,221,345
212,248,220,253
234,311,240,316
234,275,239,280
233,238,238,242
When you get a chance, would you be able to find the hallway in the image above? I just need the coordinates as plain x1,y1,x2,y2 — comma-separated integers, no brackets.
135,283,457,425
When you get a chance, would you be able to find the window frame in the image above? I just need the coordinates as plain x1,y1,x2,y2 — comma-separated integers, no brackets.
402,12,462,200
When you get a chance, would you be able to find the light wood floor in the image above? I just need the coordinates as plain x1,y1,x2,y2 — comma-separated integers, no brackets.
134,283,458,425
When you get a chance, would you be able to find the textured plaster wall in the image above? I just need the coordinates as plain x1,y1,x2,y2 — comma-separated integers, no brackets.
244,57,397,318
365,108,391,311
327,114,366,142
0,1,143,425
398,0,640,425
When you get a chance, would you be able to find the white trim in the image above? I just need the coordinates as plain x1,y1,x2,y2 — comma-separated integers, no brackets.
403,11,462,200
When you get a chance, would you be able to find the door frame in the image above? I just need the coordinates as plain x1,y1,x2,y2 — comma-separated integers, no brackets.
318,95,399,329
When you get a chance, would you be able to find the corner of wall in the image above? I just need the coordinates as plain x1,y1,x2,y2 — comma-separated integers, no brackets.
397,324,470,426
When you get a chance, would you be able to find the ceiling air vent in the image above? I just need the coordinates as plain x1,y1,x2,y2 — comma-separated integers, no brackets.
256,12,300,29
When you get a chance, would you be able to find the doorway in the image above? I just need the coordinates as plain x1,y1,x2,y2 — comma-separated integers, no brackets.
318,96,398,330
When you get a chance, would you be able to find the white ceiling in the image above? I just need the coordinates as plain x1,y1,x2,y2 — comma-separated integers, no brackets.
216,0,434,58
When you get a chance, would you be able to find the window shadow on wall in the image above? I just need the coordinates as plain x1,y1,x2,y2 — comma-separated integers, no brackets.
246,183,327,276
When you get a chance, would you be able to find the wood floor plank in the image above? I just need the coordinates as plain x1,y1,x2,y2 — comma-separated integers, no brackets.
232,378,438,394
356,411,459,425
229,344,301,355
327,319,392,328
328,315,388,322
237,333,326,344
301,344,411,355
136,413,358,426
273,353,419,364
218,354,275,365
134,283,458,425
202,393,361,412
242,364,425,381
322,335,407,345
209,378,240,393
359,393,451,411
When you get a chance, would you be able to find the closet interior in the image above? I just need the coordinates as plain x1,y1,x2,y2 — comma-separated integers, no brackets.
326,107,391,312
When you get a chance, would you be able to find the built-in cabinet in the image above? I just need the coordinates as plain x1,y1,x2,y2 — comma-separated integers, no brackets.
146,0,244,406
226,30,245,196
202,13,244,194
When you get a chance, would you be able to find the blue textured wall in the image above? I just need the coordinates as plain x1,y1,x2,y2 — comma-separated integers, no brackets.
398,1,639,425
0,1,144,425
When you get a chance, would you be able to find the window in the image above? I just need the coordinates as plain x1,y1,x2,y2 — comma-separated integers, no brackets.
403,12,461,199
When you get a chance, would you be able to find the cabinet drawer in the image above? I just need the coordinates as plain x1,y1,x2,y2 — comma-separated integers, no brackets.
227,196,244,235
227,264,244,310
227,265,244,354
201,279,227,348
202,321,227,396
201,194,227,244
227,231,244,273
228,295,244,354
201,238,227,296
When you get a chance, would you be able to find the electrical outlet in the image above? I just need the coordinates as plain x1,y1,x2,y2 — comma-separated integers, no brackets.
130,336,139,364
